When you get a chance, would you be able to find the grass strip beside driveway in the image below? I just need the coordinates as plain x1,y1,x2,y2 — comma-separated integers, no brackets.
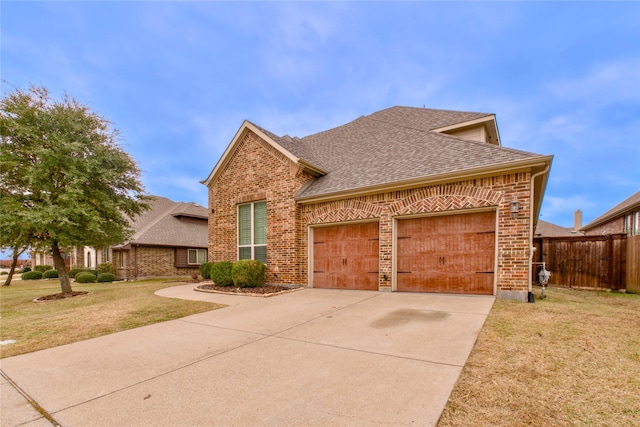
0,279,224,359
438,287,640,426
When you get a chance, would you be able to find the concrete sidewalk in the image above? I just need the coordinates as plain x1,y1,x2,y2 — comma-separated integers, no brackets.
1,286,494,426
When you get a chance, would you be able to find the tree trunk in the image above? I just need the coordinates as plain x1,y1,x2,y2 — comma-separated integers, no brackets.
52,242,73,294
2,249,23,286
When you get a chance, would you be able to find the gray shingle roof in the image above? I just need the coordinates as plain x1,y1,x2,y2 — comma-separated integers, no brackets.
267,106,549,199
118,196,208,247
534,220,579,237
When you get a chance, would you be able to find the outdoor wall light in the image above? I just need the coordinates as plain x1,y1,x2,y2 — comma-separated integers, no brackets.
509,199,520,219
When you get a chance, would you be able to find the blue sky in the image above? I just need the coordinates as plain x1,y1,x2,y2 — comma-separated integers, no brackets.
2,1,639,230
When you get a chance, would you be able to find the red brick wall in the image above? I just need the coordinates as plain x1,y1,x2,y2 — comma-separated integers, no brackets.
207,130,314,284
113,246,199,279
583,217,624,236
207,129,536,297
301,174,533,295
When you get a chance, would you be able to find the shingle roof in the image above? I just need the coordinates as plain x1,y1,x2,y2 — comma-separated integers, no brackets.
270,106,549,199
582,191,640,231
534,220,579,237
117,196,208,248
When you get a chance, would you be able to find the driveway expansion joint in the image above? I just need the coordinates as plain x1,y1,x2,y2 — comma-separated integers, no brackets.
1,369,61,426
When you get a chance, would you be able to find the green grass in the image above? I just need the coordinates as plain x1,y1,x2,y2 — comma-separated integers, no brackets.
0,279,224,358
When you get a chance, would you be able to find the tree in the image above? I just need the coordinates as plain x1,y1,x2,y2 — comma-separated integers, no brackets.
0,85,149,294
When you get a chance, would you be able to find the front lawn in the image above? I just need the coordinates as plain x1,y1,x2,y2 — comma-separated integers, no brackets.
438,286,640,426
0,279,224,359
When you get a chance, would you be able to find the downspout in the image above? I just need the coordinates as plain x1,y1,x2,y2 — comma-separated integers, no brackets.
528,164,550,301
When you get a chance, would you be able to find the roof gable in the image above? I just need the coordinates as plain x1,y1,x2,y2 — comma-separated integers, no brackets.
202,121,326,187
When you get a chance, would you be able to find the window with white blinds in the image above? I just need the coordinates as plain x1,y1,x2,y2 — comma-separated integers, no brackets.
238,201,267,264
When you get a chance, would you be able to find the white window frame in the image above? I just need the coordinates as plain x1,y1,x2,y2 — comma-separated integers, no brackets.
187,248,207,265
237,201,267,264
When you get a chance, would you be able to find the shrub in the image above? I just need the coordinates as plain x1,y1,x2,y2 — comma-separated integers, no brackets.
68,268,85,278
97,263,113,274
22,266,31,272
75,272,97,283
210,261,234,286
33,265,53,273
97,273,115,283
232,260,266,288
199,262,215,280
21,271,43,280
43,269,59,279
1,271,7,275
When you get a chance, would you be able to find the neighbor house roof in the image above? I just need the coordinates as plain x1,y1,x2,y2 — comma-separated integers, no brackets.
534,220,579,238
204,106,552,205
581,191,640,231
113,196,208,248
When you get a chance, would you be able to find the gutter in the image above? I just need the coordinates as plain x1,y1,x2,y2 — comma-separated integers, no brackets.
528,163,551,302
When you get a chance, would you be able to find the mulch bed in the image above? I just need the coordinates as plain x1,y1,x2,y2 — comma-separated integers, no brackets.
33,291,89,302
195,283,302,297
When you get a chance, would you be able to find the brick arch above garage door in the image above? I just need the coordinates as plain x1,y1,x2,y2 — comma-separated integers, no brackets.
390,185,502,216
396,210,496,295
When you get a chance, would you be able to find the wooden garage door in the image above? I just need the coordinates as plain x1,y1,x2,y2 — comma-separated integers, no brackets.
396,211,495,295
313,222,379,290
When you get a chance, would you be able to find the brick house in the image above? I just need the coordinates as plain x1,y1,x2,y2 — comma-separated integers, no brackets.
111,196,208,279
581,191,640,236
204,106,553,301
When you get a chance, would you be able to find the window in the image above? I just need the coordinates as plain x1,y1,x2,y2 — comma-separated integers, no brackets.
238,201,267,264
118,251,125,268
87,252,92,268
630,212,640,236
188,249,207,265
102,248,110,262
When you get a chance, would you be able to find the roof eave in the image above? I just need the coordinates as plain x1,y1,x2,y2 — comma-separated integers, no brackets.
296,156,553,204
581,200,640,231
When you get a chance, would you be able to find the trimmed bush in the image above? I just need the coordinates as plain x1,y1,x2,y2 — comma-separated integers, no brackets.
75,272,97,283
199,262,215,280
97,273,115,283
97,262,113,274
33,264,53,273
210,261,234,286
68,268,85,278
232,260,266,288
22,266,31,272
43,269,59,279
21,271,43,280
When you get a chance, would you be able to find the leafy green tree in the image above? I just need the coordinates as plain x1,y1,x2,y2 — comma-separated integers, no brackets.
0,85,149,294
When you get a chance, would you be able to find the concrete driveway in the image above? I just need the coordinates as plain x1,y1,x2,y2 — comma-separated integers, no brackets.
1,286,494,426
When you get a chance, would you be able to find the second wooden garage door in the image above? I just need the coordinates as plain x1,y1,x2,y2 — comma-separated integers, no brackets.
313,222,379,290
396,211,496,295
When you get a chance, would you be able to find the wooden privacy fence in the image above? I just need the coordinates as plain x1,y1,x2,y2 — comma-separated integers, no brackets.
533,234,627,290
627,235,640,293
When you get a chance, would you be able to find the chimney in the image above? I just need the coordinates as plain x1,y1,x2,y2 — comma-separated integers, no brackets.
573,209,583,231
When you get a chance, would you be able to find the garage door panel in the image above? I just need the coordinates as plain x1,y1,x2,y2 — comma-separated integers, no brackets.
396,211,496,295
313,222,379,290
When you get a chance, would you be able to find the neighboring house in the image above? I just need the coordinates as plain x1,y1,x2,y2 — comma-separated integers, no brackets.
534,220,576,238
581,191,640,236
31,196,208,280
111,196,208,279
31,246,106,270
204,106,553,301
